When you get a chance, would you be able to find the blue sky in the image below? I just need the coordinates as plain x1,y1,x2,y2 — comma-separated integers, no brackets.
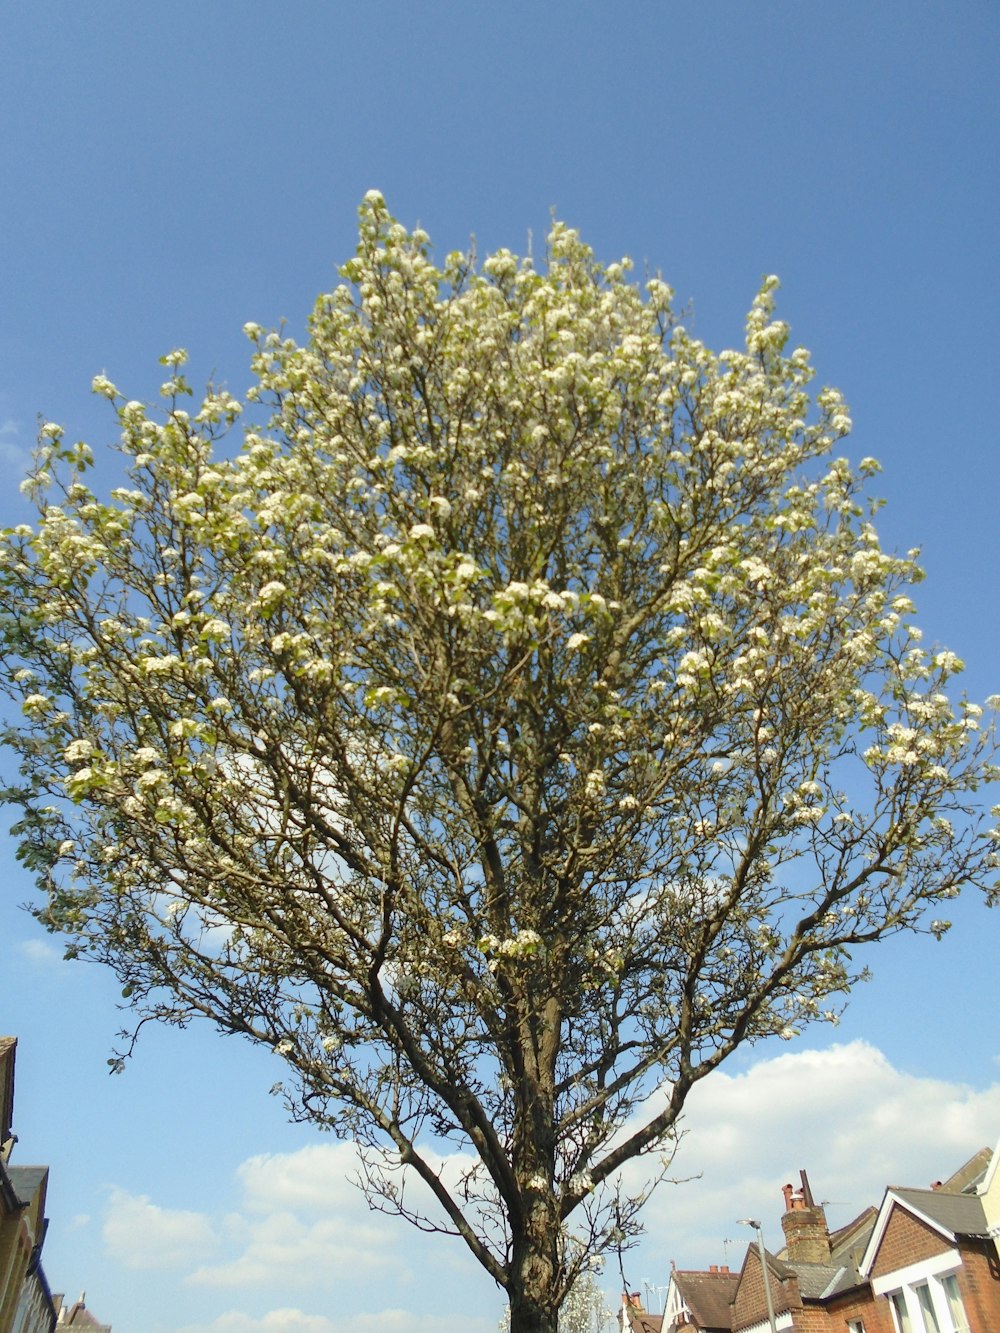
1,4,998,1331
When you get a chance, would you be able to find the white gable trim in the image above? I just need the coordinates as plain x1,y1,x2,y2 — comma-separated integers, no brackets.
869,1246,962,1296
738,1317,793,1333
663,1274,689,1325
859,1190,957,1276
978,1135,1000,1195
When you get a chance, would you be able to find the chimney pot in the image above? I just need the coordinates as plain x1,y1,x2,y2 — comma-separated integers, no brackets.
780,1183,832,1264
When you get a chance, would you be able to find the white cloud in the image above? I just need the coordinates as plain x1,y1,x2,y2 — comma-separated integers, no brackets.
617,1039,1000,1274
176,1311,495,1333
177,1311,337,1333
234,1141,374,1215
103,1040,1000,1328
234,1140,480,1219
17,938,64,966
0,413,30,472
103,1187,220,1271
187,1208,396,1288
183,1138,484,1290
184,1141,412,1289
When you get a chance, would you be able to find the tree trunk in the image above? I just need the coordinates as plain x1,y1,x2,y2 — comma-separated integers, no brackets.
507,1288,559,1333
507,1194,562,1333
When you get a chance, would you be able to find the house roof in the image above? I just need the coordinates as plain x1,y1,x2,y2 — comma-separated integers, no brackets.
783,1260,846,1300
733,1244,867,1324
58,1297,112,1328
0,1036,15,1149
8,1163,49,1208
888,1186,990,1239
821,1264,867,1299
623,1304,663,1333
860,1181,992,1277
937,1146,992,1195
978,1137,1000,1198
828,1205,878,1263
0,1158,21,1214
763,1250,796,1282
672,1269,739,1328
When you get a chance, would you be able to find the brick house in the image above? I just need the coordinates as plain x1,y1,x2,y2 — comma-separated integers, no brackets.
0,1038,113,1333
728,1175,886,1333
979,1141,1000,1246
5,1165,56,1333
663,1265,737,1330
662,1148,1000,1333
0,1036,56,1333
861,1183,999,1331
53,1294,113,1329
621,1289,664,1333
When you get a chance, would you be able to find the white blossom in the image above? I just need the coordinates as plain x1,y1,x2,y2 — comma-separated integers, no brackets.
1,199,995,1327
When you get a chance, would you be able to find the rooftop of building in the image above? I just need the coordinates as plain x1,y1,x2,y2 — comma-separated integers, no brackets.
885,1184,990,1240
55,1293,112,1329
671,1267,740,1328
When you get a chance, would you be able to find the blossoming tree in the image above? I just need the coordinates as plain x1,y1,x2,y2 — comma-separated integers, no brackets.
1,194,996,1333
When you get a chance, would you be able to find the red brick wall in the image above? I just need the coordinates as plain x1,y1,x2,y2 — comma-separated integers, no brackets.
869,1205,952,1277
782,1208,833,1265
952,1239,1000,1332
733,1209,1000,1332
789,1306,829,1332
868,1219,1000,1332
732,1250,798,1330
826,1287,895,1333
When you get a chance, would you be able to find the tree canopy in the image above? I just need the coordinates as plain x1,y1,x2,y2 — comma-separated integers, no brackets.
1,193,996,1333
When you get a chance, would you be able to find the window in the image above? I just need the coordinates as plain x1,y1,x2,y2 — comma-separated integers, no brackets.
847,1321,866,1333
915,1284,941,1333
889,1291,912,1333
886,1275,970,1333
942,1275,970,1333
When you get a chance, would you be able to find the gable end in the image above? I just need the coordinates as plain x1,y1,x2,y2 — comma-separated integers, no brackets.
870,1202,956,1279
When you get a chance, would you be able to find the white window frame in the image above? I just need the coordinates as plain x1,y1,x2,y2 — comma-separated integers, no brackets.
888,1291,912,1333
877,1261,970,1333
736,1317,792,1333
941,1274,971,1333
913,1282,942,1333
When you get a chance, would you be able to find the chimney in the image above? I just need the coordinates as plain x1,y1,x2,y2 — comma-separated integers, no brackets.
620,1291,644,1332
780,1170,831,1263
